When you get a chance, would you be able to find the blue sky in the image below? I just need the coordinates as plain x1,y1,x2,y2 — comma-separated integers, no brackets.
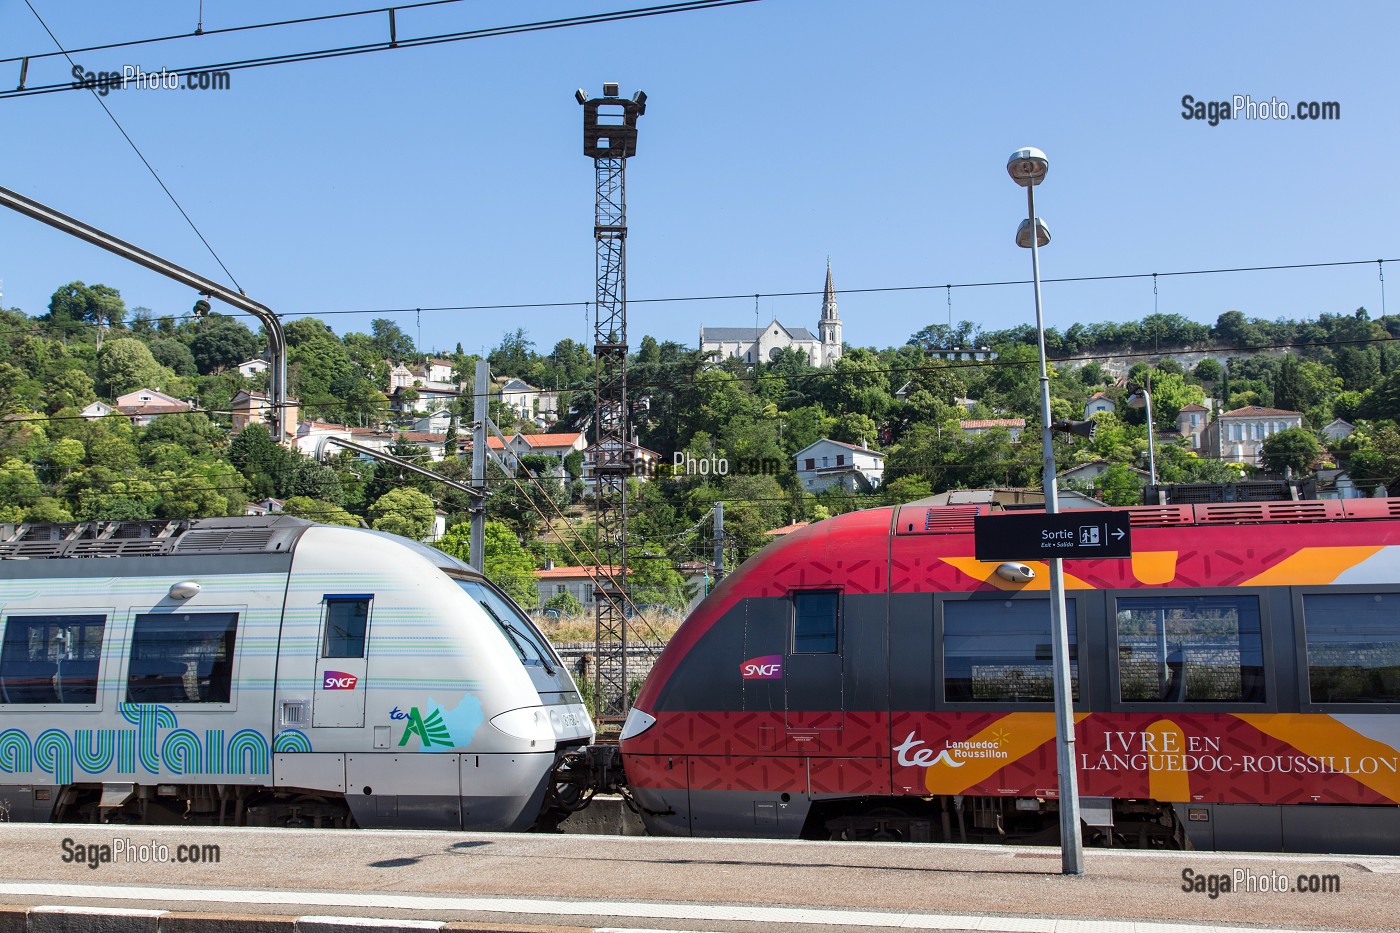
1,1,1396,359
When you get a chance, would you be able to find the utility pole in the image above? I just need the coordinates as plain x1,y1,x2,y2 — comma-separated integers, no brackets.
712,501,725,584
576,82,646,719
0,184,289,443
470,360,489,570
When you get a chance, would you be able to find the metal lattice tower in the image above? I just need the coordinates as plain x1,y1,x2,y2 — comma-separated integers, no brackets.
579,83,645,718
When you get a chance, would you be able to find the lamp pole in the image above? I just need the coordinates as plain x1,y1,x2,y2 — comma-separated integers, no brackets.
1008,147,1084,876
1127,382,1158,485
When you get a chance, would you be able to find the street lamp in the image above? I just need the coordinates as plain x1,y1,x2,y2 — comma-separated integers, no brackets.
1007,146,1084,876
1126,382,1158,484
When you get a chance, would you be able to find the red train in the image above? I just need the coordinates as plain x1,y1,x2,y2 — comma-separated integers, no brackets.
618,499,1400,853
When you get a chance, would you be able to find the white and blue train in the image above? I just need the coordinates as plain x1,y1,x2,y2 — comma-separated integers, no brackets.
0,516,594,829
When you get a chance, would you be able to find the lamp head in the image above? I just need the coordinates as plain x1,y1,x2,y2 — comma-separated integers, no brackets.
575,88,588,105
1007,147,1049,186
1015,217,1051,248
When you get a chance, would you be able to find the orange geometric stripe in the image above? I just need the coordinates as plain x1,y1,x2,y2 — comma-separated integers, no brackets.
1239,546,1383,586
1234,713,1400,802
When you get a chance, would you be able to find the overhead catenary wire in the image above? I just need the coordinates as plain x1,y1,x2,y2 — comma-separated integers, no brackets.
18,0,243,293
0,1,762,100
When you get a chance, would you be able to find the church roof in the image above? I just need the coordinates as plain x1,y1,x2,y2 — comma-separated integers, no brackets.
701,325,818,342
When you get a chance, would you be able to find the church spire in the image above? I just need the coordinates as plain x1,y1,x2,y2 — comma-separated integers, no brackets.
821,257,838,322
818,258,842,362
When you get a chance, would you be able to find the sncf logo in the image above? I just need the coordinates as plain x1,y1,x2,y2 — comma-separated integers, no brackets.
741,655,783,680
322,671,358,690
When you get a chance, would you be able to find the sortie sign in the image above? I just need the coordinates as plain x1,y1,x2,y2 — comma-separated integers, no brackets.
973,511,1132,561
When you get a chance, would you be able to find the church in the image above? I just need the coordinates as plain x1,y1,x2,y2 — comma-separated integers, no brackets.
699,262,844,367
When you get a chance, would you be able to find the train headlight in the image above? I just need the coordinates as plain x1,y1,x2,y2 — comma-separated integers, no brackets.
619,707,656,741
489,707,555,745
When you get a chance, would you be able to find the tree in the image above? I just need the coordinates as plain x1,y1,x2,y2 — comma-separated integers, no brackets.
544,590,584,616
369,487,436,540
150,338,198,377
481,520,539,606
1273,354,1309,414
1193,357,1223,384
44,282,125,344
97,338,166,396
190,316,259,375
1260,427,1321,476
371,318,417,361
283,496,359,526
1095,464,1144,506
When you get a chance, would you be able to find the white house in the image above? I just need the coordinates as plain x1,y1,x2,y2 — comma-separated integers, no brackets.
236,358,270,379
1200,405,1305,465
413,409,455,434
114,388,192,427
1084,392,1116,418
80,401,116,420
423,359,455,384
1177,403,1209,448
499,379,541,420
582,440,661,491
794,438,885,493
1322,419,1356,442
294,421,451,463
534,563,629,610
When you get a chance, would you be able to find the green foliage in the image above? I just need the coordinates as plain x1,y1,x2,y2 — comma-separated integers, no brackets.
283,496,359,526
190,316,259,375
97,338,168,396
1260,427,1322,476
1095,463,1146,506
544,590,584,616
369,487,436,540
481,521,539,606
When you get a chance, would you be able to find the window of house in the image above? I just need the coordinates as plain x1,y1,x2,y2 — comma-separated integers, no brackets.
1115,596,1264,703
127,612,238,704
793,590,839,654
322,597,371,658
1302,593,1400,703
943,599,1078,702
804,458,815,470
836,454,845,466
0,614,106,704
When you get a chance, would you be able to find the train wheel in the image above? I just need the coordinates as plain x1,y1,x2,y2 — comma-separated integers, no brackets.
829,804,913,842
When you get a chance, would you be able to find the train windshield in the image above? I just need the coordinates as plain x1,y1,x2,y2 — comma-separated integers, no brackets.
455,579,557,673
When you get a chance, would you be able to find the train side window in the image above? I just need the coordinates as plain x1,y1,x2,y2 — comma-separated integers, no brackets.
322,597,371,658
1302,593,1400,703
1115,596,1264,703
127,612,238,704
943,599,1078,702
0,614,105,704
792,590,839,654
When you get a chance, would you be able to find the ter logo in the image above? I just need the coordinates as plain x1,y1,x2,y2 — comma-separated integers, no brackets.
741,655,783,680
398,706,455,749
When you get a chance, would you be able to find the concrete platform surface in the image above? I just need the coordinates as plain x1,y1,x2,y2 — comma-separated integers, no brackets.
0,825,1394,933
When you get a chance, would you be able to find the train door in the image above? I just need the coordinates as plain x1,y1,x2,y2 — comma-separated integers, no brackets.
784,589,844,737
311,595,371,728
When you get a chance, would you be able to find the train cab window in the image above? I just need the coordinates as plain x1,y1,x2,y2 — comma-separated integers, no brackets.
0,614,105,704
1302,593,1400,703
455,579,557,673
126,612,238,704
943,599,1078,702
1115,596,1264,703
792,590,839,654
322,597,371,658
